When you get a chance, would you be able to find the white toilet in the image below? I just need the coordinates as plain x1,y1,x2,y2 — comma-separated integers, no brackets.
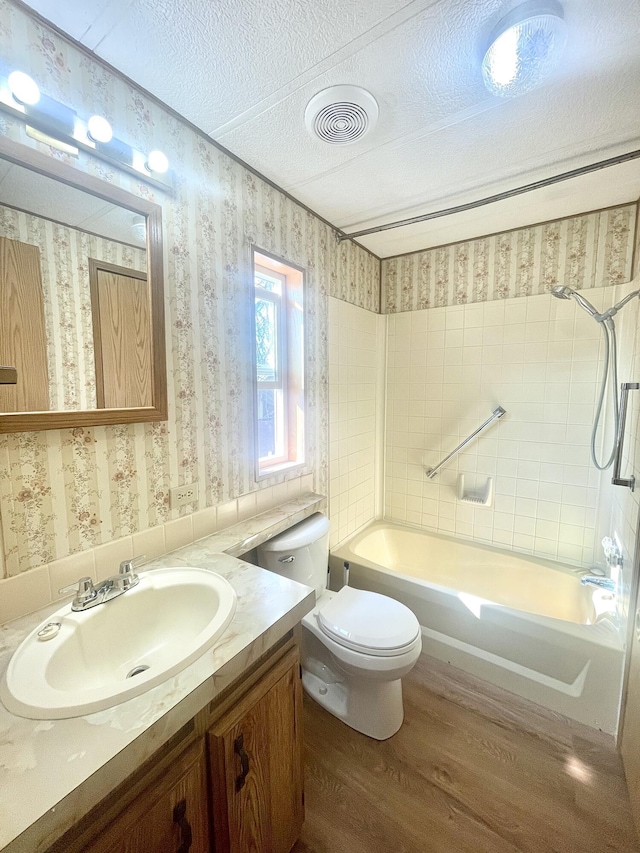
257,513,422,740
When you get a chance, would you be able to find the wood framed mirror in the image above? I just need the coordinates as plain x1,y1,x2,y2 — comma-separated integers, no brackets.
0,135,167,432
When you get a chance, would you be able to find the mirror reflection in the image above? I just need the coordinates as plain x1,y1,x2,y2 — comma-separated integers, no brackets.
0,158,151,413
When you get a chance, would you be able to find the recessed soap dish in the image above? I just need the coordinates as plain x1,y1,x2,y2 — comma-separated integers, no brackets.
457,474,493,507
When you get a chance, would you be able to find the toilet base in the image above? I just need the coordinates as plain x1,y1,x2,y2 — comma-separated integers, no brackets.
302,665,404,740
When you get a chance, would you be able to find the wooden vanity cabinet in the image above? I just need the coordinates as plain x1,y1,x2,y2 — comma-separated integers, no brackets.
207,646,304,853
80,740,209,853
47,635,304,853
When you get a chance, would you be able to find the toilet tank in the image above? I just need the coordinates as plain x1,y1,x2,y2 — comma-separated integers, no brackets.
257,513,330,595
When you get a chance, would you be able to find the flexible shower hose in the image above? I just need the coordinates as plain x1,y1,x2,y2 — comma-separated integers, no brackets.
591,319,619,470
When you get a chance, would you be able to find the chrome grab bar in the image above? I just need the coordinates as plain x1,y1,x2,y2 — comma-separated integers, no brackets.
425,406,506,479
612,382,640,490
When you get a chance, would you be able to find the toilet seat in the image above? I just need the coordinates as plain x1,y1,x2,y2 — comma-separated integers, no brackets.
317,586,420,657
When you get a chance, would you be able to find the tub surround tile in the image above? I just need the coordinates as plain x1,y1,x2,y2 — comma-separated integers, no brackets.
328,297,385,550
383,285,634,568
0,496,322,852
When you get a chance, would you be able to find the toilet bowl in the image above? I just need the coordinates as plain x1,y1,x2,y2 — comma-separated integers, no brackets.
257,513,422,740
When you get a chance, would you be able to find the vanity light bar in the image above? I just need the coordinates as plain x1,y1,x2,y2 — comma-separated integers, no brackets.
0,69,173,192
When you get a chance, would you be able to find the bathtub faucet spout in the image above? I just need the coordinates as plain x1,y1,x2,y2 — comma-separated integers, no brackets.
580,575,616,592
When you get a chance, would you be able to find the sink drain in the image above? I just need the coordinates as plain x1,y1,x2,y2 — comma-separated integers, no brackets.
126,664,150,679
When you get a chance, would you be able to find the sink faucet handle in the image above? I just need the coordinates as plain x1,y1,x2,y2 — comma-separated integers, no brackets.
58,576,97,604
118,556,144,591
119,555,146,575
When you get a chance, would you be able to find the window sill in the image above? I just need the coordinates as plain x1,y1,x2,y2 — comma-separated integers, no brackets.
257,460,305,480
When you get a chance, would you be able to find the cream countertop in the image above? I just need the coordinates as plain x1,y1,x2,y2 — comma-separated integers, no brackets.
0,494,323,853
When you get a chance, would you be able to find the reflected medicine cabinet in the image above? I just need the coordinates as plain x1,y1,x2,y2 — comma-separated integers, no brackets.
0,135,167,432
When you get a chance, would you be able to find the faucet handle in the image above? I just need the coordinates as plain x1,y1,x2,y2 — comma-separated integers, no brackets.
118,555,145,590
58,576,96,604
119,555,146,575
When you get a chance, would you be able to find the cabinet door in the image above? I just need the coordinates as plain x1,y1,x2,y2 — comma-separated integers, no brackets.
0,236,50,412
83,740,209,853
208,649,304,853
89,260,152,409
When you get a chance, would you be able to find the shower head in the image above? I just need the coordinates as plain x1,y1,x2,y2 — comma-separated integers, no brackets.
550,285,600,319
551,286,572,299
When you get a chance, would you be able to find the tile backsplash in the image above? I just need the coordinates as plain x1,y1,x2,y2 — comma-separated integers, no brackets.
0,474,314,624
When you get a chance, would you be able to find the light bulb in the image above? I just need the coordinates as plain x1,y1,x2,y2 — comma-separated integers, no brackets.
87,115,113,143
146,150,169,174
7,71,40,106
482,2,567,98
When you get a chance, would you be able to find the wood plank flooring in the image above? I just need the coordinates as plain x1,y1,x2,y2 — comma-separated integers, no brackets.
292,654,639,853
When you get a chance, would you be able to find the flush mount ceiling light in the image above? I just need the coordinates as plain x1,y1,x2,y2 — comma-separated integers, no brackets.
7,70,40,105
482,0,567,97
305,85,378,145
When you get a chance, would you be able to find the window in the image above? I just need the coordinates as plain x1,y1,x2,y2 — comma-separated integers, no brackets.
253,249,305,476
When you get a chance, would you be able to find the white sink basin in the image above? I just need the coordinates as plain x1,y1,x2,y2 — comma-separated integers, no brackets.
1,567,237,720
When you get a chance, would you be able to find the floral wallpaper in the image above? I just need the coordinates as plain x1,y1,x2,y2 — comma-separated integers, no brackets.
382,205,637,314
0,204,147,410
0,0,379,576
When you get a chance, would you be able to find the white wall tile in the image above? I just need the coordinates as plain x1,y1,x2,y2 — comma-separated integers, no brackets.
383,286,629,568
328,298,384,549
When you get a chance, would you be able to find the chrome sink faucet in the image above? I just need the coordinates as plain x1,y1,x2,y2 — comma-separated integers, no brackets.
59,556,145,612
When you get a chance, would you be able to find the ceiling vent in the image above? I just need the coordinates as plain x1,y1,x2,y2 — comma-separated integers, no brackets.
305,86,378,145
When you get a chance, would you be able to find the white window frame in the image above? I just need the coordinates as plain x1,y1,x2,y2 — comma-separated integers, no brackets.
255,264,288,465
252,247,306,479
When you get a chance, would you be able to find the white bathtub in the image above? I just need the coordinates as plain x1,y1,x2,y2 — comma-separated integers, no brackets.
329,521,624,734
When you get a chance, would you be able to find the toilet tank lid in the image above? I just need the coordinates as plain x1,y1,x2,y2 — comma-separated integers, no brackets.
259,513,330,551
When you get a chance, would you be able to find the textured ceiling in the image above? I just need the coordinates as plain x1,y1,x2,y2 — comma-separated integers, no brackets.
20,0,640,256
